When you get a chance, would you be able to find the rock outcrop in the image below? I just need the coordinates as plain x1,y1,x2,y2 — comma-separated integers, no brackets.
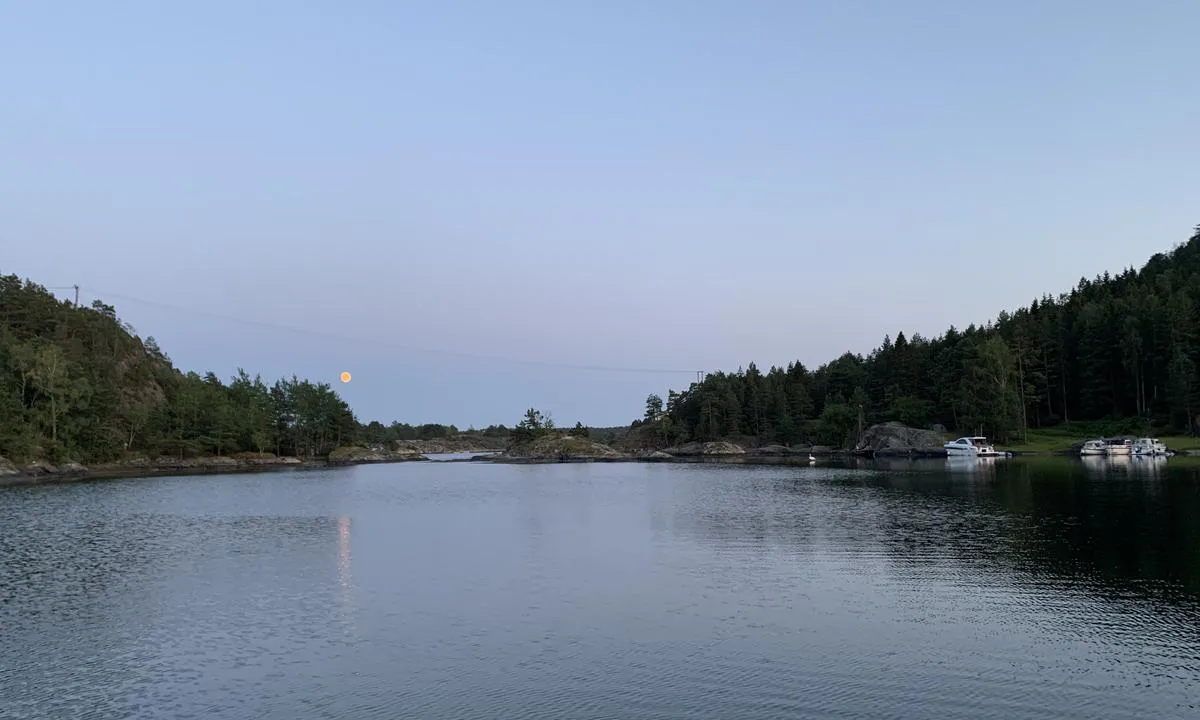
495,434,628,462
8,458,89,478
393,438,507,454
748,444,793,456
92,455,306,472
745,444,833,456
327,446,427,465
0,447,439,486
855,422,946,456
662,441,746,457
634,450,675,461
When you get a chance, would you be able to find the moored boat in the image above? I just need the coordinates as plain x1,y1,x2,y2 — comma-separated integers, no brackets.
943,436,1012,458
1105,438,1133,456
1132,437,1172,456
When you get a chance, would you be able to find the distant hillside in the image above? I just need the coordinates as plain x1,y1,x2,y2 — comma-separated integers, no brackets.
0,274,367,462
631,225,1200,446
0,275,515,464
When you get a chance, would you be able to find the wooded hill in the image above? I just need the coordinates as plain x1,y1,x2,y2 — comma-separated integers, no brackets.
0,275,496,463
634,226,1200,448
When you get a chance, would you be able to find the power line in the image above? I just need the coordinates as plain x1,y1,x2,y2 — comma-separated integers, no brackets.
81,286,703,376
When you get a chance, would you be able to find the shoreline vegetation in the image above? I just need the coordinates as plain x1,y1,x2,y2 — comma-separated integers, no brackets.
5,225,1200,486
9,426,1200,488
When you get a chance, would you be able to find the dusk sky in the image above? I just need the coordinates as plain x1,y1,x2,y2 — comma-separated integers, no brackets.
3,1,1198,427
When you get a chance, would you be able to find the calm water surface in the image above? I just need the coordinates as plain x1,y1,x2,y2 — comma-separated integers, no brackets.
1,457,1198,719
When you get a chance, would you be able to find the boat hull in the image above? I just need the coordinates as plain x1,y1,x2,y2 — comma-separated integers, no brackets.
944,445,977,456
944,436,1010,457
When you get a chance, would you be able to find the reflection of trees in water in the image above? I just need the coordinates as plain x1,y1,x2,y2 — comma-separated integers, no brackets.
665,460,1200,608
1080,454,1169,479
1027,460,1195,597
872,459,1200,602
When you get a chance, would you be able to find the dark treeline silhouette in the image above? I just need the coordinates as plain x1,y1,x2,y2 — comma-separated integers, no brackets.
635,226,1200,447
358,420,510,445
0,274,506,463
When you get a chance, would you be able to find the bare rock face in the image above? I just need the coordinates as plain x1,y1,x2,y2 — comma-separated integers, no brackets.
856,422,946,456
663,441,746,456
152,455,240,469
327,446,426,465
748,444,793,456
500,434,627,461
628,449,675,461
20,460,60,476
393,438,507,454
92,455,304,473
0,458,90,479
230,453,303,466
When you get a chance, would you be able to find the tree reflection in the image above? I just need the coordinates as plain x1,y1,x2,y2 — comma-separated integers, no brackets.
873,458,1200,601
669,458,1200,606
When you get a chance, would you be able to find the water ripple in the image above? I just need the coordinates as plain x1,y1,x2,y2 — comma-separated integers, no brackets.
1,460,1197,718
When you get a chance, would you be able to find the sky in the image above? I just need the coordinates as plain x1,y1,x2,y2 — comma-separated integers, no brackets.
3,0,1198,428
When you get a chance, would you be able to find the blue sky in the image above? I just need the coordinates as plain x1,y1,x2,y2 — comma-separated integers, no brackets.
3,0,1198,427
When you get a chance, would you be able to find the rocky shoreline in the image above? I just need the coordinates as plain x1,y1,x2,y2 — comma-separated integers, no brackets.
480,436,846,464
6,422,1172,488
0,437,864,487
0,453,310,486
0,440,506,487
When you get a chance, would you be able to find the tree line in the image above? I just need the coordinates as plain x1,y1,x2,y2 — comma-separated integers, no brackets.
0,273,501,463
634,225,1200,447
358,420,511,445
10,225,1198,461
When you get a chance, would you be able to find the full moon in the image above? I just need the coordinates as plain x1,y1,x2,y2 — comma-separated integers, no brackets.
339,371,352,383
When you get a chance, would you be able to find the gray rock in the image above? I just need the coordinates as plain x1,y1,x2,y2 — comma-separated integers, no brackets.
751,444,791,456
856,422,946,456
663,441,746,456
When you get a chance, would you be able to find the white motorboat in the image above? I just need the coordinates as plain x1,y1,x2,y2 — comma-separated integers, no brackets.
1079,439,1107,456
1106,439,1133,456
943,436,1011,458
1132,437,1172,456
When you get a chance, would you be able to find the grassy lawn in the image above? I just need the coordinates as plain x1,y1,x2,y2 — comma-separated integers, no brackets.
998,427,1200,453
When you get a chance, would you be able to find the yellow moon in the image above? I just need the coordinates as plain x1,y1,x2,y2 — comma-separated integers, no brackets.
339,371,352,383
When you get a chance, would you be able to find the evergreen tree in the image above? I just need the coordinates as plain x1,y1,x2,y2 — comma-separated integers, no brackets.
646,225,1200,445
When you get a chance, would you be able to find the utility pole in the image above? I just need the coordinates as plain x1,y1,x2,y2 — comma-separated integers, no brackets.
73,285,79,306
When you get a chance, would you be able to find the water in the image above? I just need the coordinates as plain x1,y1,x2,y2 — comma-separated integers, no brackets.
1,458,1197,719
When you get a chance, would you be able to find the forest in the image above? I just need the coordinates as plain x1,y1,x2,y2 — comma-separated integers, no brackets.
0,274,494,463
635,225,1200,448
6,224,1199,462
